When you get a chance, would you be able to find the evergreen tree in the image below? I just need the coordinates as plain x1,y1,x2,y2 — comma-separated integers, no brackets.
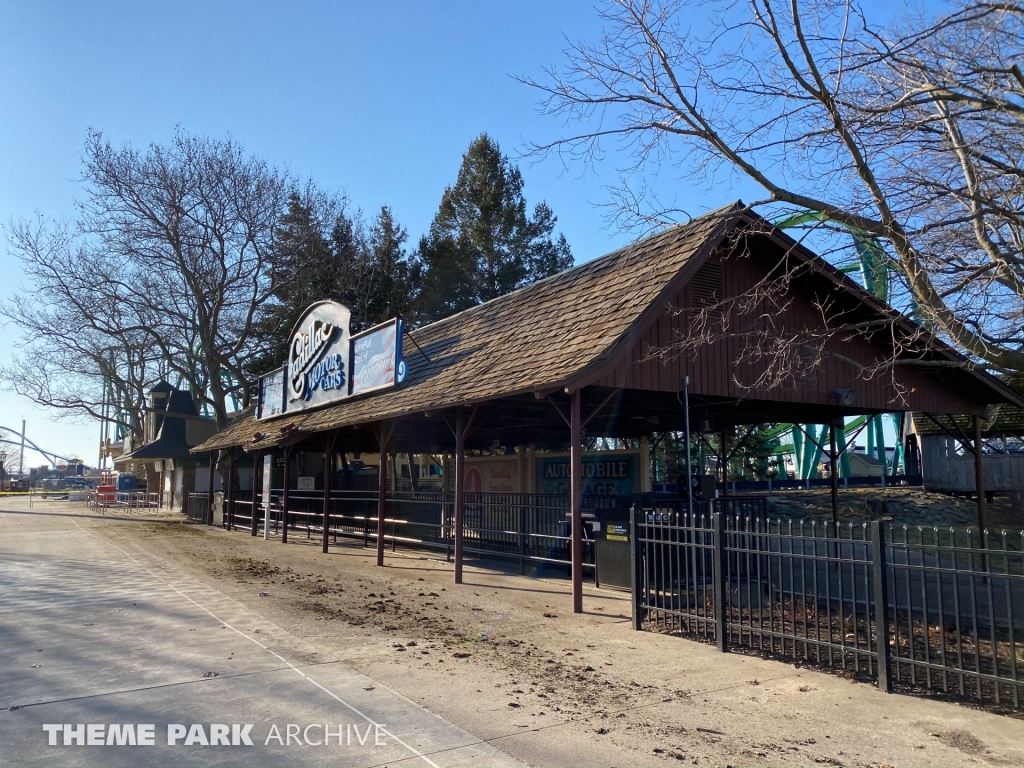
249,194,418,378
655,425,783,486
417,134,573,323
249,192,345,376
349,206,418,332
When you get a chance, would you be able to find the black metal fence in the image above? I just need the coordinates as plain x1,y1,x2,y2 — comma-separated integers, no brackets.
631,500,1024,709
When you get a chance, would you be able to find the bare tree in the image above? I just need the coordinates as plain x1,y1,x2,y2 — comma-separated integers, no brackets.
0,428,12,483
523,0,1024,377
3,129,294,430
0,217,158,444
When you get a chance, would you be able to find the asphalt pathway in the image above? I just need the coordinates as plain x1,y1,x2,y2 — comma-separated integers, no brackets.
0,501,521,767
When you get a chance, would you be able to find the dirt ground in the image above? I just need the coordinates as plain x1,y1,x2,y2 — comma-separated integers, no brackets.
79,507,1023,768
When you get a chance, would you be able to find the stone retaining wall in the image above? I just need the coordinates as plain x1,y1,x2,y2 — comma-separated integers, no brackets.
763,487,1022,531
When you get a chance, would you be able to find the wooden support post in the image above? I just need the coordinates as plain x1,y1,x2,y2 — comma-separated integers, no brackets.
974,415,987,541
226,448,236,531
251,450,261,537
207,451,217,526
322,430,338,554
454,406,466,584
570,389,583,614
281,446,292,543
376,422,390,567
829,421,840,528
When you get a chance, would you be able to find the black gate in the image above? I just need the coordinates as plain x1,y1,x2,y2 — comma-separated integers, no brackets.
185,492,208,523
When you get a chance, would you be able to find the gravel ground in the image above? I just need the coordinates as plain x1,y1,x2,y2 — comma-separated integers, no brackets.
72,505,1024,768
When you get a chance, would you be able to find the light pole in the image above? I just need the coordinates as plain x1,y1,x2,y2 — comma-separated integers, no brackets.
19,419,26,477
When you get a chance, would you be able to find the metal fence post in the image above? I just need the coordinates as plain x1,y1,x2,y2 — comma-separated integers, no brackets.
630,504,642,631
713,511,728,653
870,520,892,693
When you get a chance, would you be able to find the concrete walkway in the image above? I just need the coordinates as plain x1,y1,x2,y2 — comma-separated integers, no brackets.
0,500,521,767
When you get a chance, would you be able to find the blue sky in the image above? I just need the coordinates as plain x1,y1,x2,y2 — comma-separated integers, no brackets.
0,1,891,466
1,1,660,464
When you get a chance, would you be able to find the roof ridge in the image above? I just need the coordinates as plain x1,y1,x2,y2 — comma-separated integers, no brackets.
408,203,740,337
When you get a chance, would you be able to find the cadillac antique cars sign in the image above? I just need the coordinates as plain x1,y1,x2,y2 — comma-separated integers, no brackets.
255,301,406,420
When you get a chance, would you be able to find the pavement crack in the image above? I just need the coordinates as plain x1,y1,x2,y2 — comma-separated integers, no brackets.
3,660,344,712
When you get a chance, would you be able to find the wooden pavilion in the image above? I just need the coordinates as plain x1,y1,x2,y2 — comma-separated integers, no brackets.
194,203,1021,613
911,375,1024,497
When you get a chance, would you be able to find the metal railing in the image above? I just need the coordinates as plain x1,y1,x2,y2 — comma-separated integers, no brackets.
88,489,158,510
631,500,1024,710
113,491,157,509
227,490,255,531
220,489,598,572
186,492,209,523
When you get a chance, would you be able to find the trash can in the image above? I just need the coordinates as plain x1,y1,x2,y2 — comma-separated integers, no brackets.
593,506,632,590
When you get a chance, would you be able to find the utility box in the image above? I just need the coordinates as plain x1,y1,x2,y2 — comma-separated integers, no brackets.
213,492,224,527
593,506,632,590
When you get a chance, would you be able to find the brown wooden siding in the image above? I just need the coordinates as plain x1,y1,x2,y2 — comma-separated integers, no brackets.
593,249,983,415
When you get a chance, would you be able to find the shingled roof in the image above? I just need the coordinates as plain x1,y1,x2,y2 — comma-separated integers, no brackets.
195,201,1022,454
914,375,1024,438
120,387,203,461
195,204,732,452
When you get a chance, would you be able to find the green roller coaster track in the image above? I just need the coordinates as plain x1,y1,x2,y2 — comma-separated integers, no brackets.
769,211,904,479
173,365,242,419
